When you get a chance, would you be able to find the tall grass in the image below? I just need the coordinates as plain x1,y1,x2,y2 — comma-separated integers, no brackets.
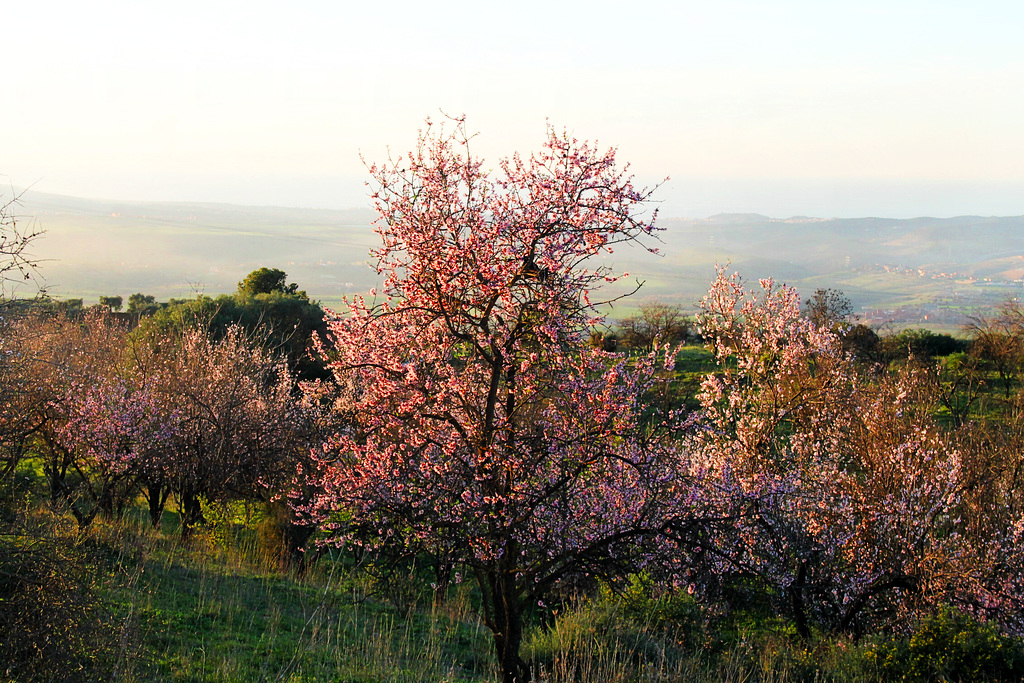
6,499,1020,682
100,512,494,682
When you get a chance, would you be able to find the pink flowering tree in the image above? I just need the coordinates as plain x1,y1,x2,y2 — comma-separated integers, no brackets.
55,376,173,526
8,309,176,528
690,268,850,635
694,267,1024,636
303,118,690,682
4,309,136,524
140,325,305,539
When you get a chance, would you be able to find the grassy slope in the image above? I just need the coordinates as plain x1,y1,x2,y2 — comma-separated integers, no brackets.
102,517,859,683
107,509,964,683
102,513,495,683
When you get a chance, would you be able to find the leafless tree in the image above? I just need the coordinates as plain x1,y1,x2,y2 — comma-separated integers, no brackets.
802,287,852,330
0,189,44,298
617,301,691,352
964,299,1024,398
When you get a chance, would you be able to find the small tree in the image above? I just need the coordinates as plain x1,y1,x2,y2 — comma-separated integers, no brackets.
55,374,171,524
617,301,691,352
6,310,132,525
127,293,160,317
964,299,1024,398
304,118,687,682
98,295,123,312
843,322,883,364
801,287,853,330
140,325,303,538
237,267,304,297
0,311,58,481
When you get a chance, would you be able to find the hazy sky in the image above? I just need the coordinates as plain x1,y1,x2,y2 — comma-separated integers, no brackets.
6,0,1024,218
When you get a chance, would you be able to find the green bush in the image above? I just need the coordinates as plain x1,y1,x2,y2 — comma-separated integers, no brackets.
603,572,704,643
867,607,1024,682
0,511,120,681
882,329,969,360
525,574,706,680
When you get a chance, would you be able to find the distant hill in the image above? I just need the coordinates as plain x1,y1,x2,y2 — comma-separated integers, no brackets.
16,191,381,309
13,191,1024,324
639,214,1024,327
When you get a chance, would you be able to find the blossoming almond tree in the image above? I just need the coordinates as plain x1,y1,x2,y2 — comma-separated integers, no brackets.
145,325,303,539
11,310,132,525
55,375,173,525
695,267,1024,637
304,118,688,683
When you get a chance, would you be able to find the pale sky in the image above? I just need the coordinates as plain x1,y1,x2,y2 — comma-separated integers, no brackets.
5,0,1024,218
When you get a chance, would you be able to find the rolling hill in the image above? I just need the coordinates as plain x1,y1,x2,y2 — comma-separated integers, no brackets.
13,190,1024,325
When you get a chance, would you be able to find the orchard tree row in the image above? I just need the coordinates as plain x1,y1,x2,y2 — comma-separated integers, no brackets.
0,273,327,549
3,120,1024,682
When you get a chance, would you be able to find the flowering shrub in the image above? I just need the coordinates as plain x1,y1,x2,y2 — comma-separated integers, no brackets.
868,608,1024,681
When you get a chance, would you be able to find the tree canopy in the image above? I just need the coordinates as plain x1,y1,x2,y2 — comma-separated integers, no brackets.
131,269,328,380
237,267,306,298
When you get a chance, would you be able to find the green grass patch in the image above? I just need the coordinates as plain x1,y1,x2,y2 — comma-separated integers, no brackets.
101,519,494,683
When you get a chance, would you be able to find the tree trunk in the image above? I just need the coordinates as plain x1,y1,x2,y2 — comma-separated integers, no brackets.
788,559,810,639
98,479,116,518
178,489,205,541
282,519,315,575
144,480,171,528
484,569,531,683
431,559,453,605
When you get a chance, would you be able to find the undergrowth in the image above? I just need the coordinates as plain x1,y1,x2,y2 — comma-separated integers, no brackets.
5,494,1024,682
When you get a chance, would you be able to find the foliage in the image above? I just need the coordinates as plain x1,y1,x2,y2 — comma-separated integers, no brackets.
127,292,162,316
132,283,328,381
0,313,53,482
601,573,704,643
0,507,119,681
930,351,987,427
1,295,85,318
11,157,1024,679
237,266,306,298
842,323,883,364
880,328,968,361
867,608,1024,682
98,295,123,312
525,589,696,681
